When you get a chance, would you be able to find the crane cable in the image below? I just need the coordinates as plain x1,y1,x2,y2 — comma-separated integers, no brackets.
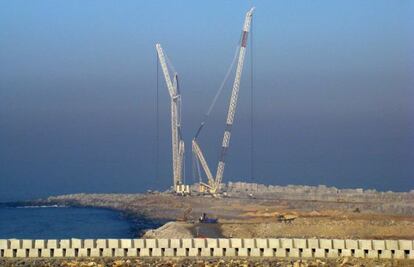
194,44,241,139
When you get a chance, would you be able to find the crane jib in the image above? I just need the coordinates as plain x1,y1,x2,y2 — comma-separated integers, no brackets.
241,31,249,47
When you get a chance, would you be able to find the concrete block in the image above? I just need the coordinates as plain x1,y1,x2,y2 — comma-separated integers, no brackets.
367,250,378,259
181,239,192,248
194,239,206,248
263,248,274,257
47,240,58,249
164,248,175,257
393,250,405,259
90,248,100,257
213,247,224,257
65,248,76,257
301,248,313,258
230,238,242,248
139,248,150,257
314,248,326,258
157,239,169,248
188,248,198,256
379,250,392,259
145,239,156,248
53,248,64,257
120,239,132,248
255,238,268,248
293,238,307,249
326,249,338,258
16,249,27,257
152,248,162,257
3,249,14,258
218,238,230,248
101,248,113,257
43,249,53,257
10,239,21,249
60,240,71,249
0,240,9,249
287,248,299,258
398,240,413,250
275,248,287,257
71,238,82,249
358,239,372,250
133,239,145,248
29,249,40,258
307,239,319,249
280,238,293,248
170,239,181,248
126,248,137,257
176,248,187,256
250,248,261,257
206,238,218,248
107,239,119,248
96,239,107,248
385,240,398,250
83,239,95,249
78,248,88,257
200,247,212,256
268,239,281,248
408,250,414,260
354,249,365,258
34,240,45,249
345,239,358,249
225,248,236,257
341,249,352,257
114,248,125,257
333,239,345,249
319,239,332,249
372,240,385,250
237,248,248,257
244,238,256,249
21,240,33,249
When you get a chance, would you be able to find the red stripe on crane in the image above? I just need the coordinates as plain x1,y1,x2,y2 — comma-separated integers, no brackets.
241,31,248,47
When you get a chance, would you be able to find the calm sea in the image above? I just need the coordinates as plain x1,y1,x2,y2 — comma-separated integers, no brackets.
0,206,156,239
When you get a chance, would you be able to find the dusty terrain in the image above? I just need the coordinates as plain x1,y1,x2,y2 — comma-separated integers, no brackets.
23,182,414,240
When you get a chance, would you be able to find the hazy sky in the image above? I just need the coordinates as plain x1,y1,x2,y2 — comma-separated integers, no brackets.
1,0,413,201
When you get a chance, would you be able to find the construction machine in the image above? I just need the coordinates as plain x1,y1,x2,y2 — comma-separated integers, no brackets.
192,8,255,195
156,44,190,195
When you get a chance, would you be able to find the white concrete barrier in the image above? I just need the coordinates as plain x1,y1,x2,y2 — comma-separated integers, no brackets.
0,238,413,260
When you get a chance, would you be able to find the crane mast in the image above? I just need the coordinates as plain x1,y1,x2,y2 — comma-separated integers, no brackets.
156,44,186,193
193,7,255,194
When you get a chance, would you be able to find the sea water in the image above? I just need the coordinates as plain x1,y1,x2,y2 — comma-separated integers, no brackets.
0,206,139,239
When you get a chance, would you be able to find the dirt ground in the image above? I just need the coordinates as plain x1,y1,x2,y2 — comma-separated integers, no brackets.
42,192,414,239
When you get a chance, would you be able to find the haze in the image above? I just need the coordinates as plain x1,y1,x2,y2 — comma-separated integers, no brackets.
1,0,413,201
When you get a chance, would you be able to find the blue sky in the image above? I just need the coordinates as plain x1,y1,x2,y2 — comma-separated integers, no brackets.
0,0,413,201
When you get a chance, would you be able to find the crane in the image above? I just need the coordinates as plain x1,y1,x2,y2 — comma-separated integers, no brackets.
192,7,255,194
156,44,188,194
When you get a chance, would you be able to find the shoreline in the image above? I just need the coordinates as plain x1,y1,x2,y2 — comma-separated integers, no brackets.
2,182,414,240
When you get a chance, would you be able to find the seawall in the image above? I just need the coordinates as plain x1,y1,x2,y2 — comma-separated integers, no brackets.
1,238,413,260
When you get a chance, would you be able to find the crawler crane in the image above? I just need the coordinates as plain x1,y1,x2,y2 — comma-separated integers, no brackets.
156,44,189,195
192,8,255,194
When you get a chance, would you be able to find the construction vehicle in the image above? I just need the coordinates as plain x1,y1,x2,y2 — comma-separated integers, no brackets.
156,44,190,195
276,214,297,224
192,7,255,195
198,213,218,224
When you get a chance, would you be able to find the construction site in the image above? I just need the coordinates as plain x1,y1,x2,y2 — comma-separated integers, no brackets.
2,6,413,267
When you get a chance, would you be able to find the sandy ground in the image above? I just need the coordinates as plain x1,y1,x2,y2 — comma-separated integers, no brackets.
37,191,414,240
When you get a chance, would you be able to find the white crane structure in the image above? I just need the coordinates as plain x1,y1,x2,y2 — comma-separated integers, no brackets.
192,7,255,194
156,44,189,194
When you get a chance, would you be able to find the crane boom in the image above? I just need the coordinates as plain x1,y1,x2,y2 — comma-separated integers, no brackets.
214,7,255,192
191,8,255,194
156,44,184,189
